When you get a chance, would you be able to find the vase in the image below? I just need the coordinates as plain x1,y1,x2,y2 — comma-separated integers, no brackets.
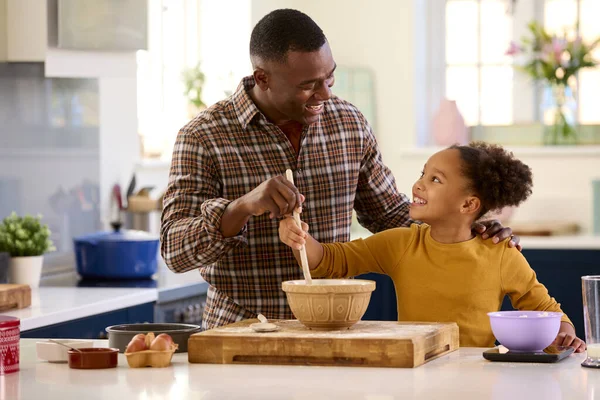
541,82,578,145
432,99,469,146
8,256,44,288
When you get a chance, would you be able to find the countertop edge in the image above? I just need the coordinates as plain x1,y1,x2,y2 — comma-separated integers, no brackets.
19,289,158,331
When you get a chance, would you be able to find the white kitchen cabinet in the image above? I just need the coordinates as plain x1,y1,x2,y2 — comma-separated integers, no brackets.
2,0,47,62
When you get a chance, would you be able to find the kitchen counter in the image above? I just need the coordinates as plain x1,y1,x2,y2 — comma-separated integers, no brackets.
1,265,207,332
0,288,157,331
1,339,596,399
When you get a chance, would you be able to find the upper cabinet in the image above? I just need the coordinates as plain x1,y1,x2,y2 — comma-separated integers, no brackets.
57,0,147,51
0,0,147,63
0,0,47,62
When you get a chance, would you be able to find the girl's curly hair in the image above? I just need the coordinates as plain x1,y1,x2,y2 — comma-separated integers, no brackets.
450,142,533,219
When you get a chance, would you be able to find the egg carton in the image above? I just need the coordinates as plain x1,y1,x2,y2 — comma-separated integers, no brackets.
124,344,178,368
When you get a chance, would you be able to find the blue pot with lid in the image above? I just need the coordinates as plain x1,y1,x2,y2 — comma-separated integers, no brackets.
73,223,160,279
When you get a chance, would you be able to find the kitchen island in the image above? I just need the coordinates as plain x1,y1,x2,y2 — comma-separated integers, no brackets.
1,339,595,399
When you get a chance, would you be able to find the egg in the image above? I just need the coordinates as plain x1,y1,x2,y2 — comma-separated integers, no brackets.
125,337,146,353
144,332,156,349
132,333,146,341
149,333,174,351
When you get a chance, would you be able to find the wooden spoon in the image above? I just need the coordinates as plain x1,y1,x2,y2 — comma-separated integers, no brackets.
250,314,278,333
285,169,312,284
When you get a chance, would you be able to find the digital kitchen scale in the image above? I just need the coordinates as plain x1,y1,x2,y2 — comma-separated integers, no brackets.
483,345,574,363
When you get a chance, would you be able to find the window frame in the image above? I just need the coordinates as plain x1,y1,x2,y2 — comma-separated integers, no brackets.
424,0,595,146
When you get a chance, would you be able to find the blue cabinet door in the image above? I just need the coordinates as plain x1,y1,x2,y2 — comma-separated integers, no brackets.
501,249,600,339
21,302,155,339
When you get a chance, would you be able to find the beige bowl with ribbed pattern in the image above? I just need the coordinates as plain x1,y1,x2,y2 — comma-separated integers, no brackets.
282,279,376,330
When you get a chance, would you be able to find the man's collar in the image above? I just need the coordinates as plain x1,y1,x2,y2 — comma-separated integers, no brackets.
231,76,262,130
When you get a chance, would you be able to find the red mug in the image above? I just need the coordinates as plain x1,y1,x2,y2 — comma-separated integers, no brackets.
0,316,20,374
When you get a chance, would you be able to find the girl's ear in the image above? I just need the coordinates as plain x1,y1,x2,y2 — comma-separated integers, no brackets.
461,196,481,215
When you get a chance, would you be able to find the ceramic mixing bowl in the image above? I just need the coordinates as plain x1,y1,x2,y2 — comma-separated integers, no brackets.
488,310,562,352
282,279,376,330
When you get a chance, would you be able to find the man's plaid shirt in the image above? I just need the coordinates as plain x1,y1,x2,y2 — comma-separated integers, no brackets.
160,76,411,330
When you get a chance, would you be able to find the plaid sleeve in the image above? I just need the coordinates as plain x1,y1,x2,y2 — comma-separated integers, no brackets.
160,128,247,274
353,117,412,233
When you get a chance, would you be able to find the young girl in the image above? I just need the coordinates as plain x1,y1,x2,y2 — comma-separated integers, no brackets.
279,142,586,352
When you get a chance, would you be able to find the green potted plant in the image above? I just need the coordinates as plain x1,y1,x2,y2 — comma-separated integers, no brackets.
506,21,599,145
182,62,206,118
0,212,56,288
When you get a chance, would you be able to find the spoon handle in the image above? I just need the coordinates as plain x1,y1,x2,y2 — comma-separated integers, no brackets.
285,169,312,284
48,339,83,353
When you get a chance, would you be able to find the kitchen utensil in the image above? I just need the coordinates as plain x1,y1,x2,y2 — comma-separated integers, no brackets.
105,323,200,353
36,340,90,362
67,348,118,369
582,275,600,368
0,284,31,312
284,169,312,284
73,227,159,279
112,184,123,211
0,316,20,374
250,314,278,332
487,311,562,352
48,339,84,353
124,174,137,209
282,279,375,330
189,319,459,368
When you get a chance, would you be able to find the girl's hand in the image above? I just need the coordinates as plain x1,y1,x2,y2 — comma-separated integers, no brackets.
279,217,309,250
552,322,586,353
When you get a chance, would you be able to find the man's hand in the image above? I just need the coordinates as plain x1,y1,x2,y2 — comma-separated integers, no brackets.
472,219,521,251
220,176,304,237
240,176,304,219
552,322,586,353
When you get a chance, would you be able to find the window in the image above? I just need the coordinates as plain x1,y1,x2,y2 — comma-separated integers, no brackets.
136,0,251,159
438,0,600,127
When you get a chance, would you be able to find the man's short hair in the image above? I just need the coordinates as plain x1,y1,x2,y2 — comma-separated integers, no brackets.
250,9,327,64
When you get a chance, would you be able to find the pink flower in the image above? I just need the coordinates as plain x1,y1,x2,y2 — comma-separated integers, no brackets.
505,41,522,56
551,37,566,63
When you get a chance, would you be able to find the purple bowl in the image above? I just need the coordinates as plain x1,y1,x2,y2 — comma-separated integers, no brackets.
487,311,562,352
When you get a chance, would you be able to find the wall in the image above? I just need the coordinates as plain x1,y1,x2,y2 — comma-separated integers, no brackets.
392,147,600,234
251,0,421,161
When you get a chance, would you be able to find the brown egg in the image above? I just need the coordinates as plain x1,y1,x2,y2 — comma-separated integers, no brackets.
149,333,174,351
125,337,146,353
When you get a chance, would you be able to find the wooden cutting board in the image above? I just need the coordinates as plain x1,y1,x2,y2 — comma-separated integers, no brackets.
510,222,580,237
0,284,31,312
188,319,459,368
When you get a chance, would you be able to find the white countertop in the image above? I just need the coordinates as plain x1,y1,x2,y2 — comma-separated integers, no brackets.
2,339,597,400
0,288,157,331
0,263,208,332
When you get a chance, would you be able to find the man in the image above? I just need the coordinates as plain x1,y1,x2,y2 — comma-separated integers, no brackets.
161,9,518,330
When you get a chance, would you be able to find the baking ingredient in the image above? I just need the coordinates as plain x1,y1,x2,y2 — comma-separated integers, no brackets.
149,333,174,351
144,332,155,349
125,337,146,353
132,333,146,342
